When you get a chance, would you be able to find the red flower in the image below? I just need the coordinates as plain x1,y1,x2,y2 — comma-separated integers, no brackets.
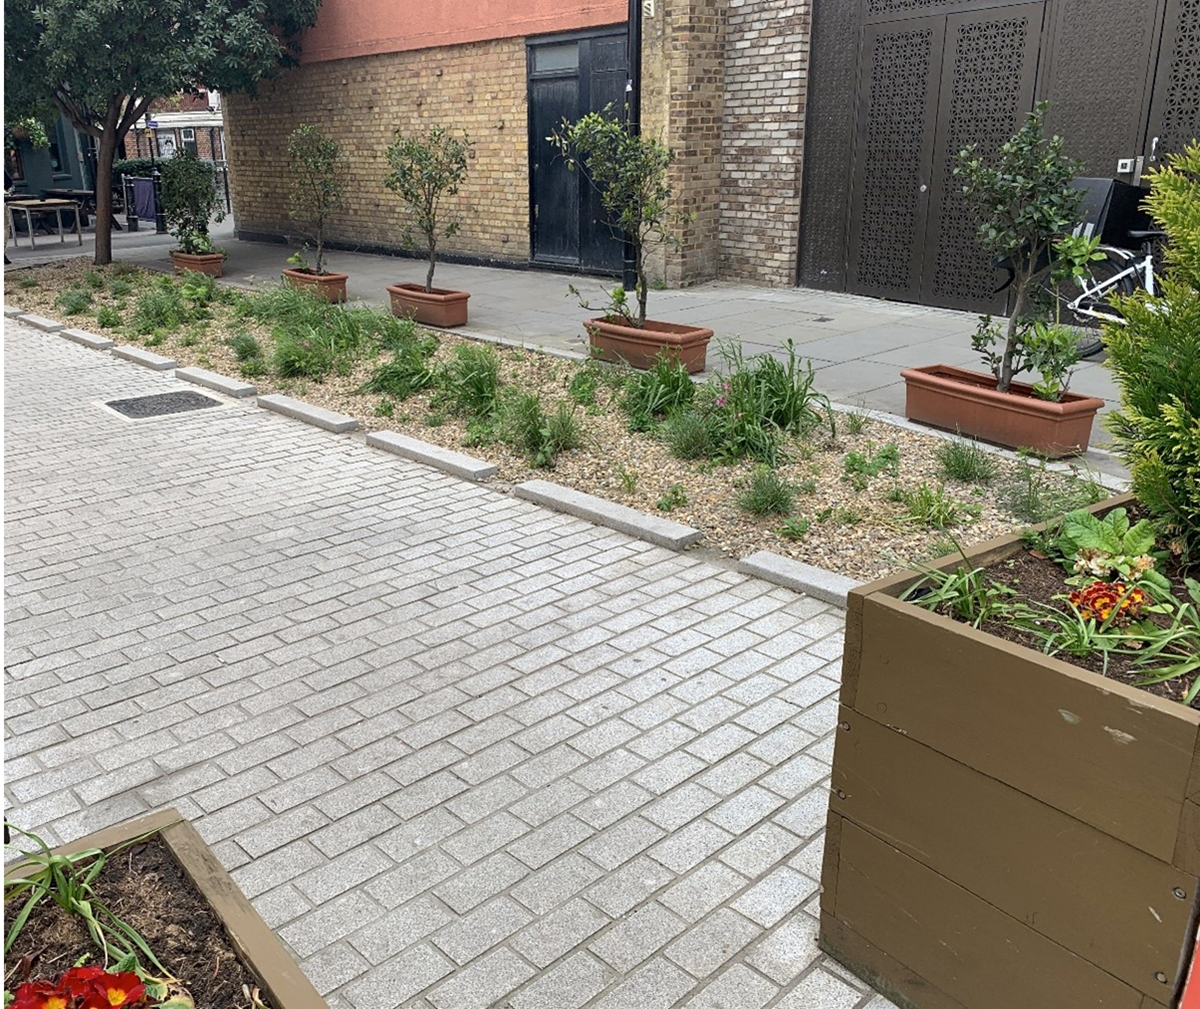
80,973,146,1009
11,981,70,1009
1068,580,1147,627
61,965,107,999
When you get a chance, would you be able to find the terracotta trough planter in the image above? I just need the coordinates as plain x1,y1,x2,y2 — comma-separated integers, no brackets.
586,317,714,373
7,808,327,1009
819,494,1200,1009
169,250,224,278
386,283,469,327
901,363,1105,457
282,268,349,303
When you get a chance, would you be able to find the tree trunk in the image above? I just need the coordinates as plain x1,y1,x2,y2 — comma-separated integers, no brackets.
93,131,119,266
635,243,648,327
999,274,1028,393
426,237,437,294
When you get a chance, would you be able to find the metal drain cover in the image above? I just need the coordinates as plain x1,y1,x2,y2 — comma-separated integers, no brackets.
105,391,221,418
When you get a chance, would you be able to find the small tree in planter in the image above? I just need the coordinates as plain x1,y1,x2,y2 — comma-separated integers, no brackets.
160,149,225,276
382,125,472,327
549,106,711,372
283,124,349,301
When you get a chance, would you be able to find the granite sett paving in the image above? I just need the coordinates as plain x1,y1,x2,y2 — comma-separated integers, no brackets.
3,323,896,1009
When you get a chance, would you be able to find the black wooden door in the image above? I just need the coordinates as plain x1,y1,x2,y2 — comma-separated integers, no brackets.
528,30,628,273
1144,0,1200,171
846,3,1044,311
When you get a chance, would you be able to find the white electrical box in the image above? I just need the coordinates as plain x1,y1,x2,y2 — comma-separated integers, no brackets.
1116,157,1136,174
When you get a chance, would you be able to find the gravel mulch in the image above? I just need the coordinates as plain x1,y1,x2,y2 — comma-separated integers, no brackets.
6,260,1114,582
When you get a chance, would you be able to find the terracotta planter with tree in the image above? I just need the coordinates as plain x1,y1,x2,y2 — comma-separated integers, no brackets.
550,107,713,372
282,124,349,302
160,149,225,277
383,126,472,327
903,103,1105,455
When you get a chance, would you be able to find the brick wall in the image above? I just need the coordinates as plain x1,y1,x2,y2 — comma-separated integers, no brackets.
719,0,812,285
224,38,529,264
127,128,225,162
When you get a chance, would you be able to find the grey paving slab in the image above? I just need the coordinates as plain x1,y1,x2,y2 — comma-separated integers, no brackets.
60,328,115,351
4,321,897,1009
111,345,176,370
257,393,358,433
175,365,257,398
516,479,702,550
366,431,497,481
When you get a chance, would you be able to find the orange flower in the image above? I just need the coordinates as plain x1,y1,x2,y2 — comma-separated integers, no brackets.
1068,580,1147,627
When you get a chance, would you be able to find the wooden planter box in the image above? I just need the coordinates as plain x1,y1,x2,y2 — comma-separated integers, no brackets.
6,809,327,1009
169,251,224,278
386,283,469,327
820,496,1200,1009
901,364,1105,458
586,317,714,373
282,268,348,303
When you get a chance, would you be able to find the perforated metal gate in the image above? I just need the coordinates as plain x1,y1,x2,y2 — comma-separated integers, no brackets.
798,0,1200,313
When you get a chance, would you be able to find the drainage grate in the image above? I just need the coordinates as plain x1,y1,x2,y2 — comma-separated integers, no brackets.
105,391,221,418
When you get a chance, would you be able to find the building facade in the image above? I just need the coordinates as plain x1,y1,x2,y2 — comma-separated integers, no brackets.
224,0,1200,312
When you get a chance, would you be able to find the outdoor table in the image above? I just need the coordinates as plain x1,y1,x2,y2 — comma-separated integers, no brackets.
41,188,123,231
6,198,83,249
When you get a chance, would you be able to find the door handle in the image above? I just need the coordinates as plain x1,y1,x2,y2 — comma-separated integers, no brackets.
1148,136,1160,164
919,184,928,193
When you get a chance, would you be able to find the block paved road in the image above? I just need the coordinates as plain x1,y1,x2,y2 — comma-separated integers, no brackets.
4,323,896,1009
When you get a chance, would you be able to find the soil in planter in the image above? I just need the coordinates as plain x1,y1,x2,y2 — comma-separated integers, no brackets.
955,547,1195,707
4,835,267,1008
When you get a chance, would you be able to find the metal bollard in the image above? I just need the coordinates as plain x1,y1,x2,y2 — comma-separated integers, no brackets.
151,167,166,234
124,176,138,231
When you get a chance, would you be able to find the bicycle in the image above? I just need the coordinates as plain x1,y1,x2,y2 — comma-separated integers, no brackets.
1036,229,1164,357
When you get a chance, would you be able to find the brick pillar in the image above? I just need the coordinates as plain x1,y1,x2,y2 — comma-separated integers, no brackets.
640,0,727,289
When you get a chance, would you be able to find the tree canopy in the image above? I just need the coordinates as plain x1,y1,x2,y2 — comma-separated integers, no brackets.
4,0,321,263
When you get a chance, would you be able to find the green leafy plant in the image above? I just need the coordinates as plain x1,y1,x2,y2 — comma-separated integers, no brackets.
131,279,186,334
661,409,712,459
226,331,262,362
936,435,998,484
1130,578,1200,705
567,366,599,407
438,343,501,418
845,409,871,436
383,126,472,292
108,278,132,298
1052,507,1168,590
739,467,794,516
955,102,1083,392
617,466,638,493
16,277,39,289
842,442,900,491
95,304,121,329
287,124,347,275
82,270,104,290
549,106,688,326
1104,143,1200,565
902,554,1031,629
622,353,695,429
55,288,92,315
160,149,224,256
999,449,1105,523
499,392,583,468
359,348,435,401
374,399,394,418
778,516,811,540
890,482,968,529
656,482,688,512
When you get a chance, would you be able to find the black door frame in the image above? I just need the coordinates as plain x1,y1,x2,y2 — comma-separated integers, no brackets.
526,25,628,273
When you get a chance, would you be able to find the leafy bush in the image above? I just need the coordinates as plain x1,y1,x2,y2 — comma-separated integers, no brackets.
1000,450,1106,523
287,124,347,275
439,343,501,418
95,305,121,329
661,409,712,459
842,442,900,490
227,331,262,362
890,483,967,529
131,279,186,334
55,288,92,315
936,436,998,484
622,354,695,429
1105,143,1200,563
499,392,583,467
107,278,132,298
82,270,104,290
657,483,688,512
359,347,435,400
160,149,223,254
739,467,794,516
273,327,335,380
179,270,218,306
778,516,810,540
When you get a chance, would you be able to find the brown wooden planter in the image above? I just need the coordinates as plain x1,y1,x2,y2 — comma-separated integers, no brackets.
820,494,1200,1009
586,317,714,373
901,363,1105,458
170,251,224,278
7,809,327,1009
282,268,349,303
385,283,469,327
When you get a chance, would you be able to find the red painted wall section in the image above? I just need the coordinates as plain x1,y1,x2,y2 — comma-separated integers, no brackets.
298,0,627,63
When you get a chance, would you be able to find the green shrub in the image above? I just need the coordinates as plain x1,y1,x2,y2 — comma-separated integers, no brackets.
359,348,434,400
179,270,218,305
273,327,335,380
95,305,121,329
656,483,688,512
111,261,139,278
82,270,105,290
439,343,501,418
622,353,695,429
1000,450,1105,523
842,442,900,490
131,278,186,334
56,288,92,315
17,277,38,289
567,367,599,407
499,392,583,467
227,331,262,361
661,409,711,459
778,516,811,540
936,436,998,484
1105,143,1200,562
739,467,794,516
890,483,967,529
239,357,267,378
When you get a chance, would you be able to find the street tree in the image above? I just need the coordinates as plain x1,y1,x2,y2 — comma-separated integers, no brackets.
4,0,321,265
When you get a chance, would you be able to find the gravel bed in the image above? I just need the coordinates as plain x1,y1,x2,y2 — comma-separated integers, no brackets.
6,260,1111,582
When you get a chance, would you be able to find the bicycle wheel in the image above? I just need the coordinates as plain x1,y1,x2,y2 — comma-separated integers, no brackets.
1035,247,1138,357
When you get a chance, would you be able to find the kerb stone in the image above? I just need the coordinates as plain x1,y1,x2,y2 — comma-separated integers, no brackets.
176,366,256,399
737,551,863,607
20,314,65,334
5,306,26,318
257,394,357,434
515,480,701,551
61,329,114,351
366,431,496,481
112,346,176,371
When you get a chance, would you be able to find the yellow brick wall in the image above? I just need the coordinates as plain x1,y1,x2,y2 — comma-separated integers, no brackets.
225,38,530,263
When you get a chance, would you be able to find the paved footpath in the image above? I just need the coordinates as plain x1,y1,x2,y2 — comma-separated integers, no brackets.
4,323,896,1009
